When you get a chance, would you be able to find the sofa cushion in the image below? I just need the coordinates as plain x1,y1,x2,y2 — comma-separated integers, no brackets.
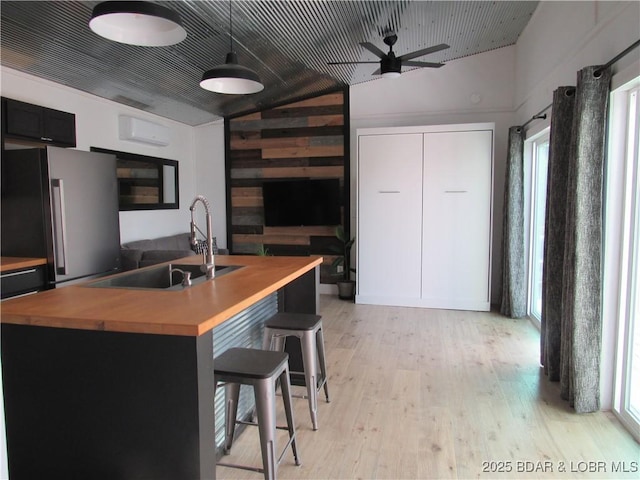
122,233,192,252
120,248,144,271
120,233,224,270
138,249,196,268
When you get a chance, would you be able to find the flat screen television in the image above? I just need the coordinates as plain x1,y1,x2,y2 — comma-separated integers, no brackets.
262,178,341,227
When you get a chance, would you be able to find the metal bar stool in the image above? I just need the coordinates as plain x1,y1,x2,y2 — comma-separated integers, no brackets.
262,313,330,430
214,348,301,480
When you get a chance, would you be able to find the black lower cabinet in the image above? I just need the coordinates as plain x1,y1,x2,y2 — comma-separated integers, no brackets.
1,325,216,480
0,266,46,299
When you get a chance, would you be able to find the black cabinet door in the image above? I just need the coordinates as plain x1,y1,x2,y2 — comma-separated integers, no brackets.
2,98,76,147
1,149,49,260
4,98,43,139
43,108,76,146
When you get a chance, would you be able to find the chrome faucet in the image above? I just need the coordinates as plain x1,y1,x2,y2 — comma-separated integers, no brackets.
189,195,215,279
170,268,192,287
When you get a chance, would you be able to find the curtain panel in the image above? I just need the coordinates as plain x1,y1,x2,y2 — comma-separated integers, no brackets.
500,127,527,318
541,65,612,413
541,86,576,381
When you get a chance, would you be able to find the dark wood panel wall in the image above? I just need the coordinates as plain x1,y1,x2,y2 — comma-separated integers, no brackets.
225,88,349,283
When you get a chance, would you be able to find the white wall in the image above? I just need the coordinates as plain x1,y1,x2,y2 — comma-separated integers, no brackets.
350,46,517,305
0,66,228,245
193,121,227,249
514,1,640,123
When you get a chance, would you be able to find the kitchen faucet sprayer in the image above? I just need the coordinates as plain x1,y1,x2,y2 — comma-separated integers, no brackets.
189,195,215,279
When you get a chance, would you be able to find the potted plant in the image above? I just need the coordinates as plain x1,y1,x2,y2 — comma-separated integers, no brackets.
256,244,271,256
330,225,356,300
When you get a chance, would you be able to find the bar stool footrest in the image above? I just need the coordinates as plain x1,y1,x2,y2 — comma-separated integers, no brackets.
219,433,301,473
218,461,265,474
284,372,329,401
278,432,300,466
234,419,296,431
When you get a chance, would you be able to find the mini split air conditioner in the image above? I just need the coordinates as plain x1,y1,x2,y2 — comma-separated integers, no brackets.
118,115,170,146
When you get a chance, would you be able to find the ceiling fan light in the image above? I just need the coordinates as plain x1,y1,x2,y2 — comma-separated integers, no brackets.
89,1,187,47
382,71,401,79
380,55,402,79
200,52,264,95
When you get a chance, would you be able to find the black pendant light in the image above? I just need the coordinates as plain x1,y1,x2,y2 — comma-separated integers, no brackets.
89,1,187,47
200,0,264,95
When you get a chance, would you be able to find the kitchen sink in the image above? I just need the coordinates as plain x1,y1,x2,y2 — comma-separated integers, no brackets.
85,263,241,291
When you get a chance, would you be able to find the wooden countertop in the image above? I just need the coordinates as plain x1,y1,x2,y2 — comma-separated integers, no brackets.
1,257,47,273
0,255,322,337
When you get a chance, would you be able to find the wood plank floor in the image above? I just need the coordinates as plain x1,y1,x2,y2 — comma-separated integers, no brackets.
216,295,639,479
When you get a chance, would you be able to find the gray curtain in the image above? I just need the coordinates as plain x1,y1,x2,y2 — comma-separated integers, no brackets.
541,65,612,413
541,86,576,381
501,126,527,318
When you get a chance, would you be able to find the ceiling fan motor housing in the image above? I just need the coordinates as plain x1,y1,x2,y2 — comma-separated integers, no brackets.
381,54,402,75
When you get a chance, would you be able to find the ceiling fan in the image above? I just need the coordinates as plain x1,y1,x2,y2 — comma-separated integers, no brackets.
328,34,450,78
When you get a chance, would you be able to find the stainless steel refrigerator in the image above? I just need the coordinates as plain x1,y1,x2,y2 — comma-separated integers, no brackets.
1,146,121,287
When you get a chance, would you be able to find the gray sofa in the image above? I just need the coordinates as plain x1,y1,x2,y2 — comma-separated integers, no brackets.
120,232,224,270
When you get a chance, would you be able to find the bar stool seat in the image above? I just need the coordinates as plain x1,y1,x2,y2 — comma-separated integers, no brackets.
214,348,300,480
263,313,330,430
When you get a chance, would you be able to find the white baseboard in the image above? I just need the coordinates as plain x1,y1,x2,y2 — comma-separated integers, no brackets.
355,295,490,312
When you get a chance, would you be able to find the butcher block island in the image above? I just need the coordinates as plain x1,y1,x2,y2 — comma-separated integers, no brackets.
1,254,322,480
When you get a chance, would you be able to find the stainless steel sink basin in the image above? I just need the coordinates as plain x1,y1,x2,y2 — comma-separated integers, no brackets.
85,264,241,291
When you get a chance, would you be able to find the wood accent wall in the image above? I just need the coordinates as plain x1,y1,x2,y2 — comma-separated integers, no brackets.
225,88,349,284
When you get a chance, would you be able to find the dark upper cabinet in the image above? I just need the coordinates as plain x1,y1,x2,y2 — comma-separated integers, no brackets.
2,98,76,147
42,107,76,146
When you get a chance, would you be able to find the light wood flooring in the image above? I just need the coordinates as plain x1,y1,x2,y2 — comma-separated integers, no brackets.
216,295,639,479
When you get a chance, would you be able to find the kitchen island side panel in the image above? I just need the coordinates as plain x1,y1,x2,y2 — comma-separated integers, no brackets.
282,266,320,314
1,324,216,480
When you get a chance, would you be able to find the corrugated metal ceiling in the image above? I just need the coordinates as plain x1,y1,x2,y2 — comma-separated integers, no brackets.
0,1,538,125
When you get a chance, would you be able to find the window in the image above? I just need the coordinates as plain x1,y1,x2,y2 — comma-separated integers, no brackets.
615,85,640,438
526,131,550,323
606,78,640,442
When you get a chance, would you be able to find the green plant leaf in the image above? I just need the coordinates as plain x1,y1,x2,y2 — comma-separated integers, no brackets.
335,225,347,242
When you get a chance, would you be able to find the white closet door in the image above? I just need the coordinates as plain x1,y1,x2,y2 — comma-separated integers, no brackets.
422,130,493,310
357,134,424,302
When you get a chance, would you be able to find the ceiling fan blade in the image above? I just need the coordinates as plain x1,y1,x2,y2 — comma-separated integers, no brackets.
402,60,445,68
327,61,380,65
359,42,387,59
398,43,450,62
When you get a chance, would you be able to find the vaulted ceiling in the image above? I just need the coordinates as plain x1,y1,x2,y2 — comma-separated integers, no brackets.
0,1,538,126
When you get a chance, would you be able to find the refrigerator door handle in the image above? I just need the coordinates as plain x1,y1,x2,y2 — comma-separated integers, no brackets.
51,178,68,275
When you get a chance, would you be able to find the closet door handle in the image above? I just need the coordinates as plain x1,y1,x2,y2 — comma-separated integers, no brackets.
378,190,400,194
444,190,468,193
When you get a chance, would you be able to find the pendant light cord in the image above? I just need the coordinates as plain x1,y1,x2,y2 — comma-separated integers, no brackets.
228,0,233,53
